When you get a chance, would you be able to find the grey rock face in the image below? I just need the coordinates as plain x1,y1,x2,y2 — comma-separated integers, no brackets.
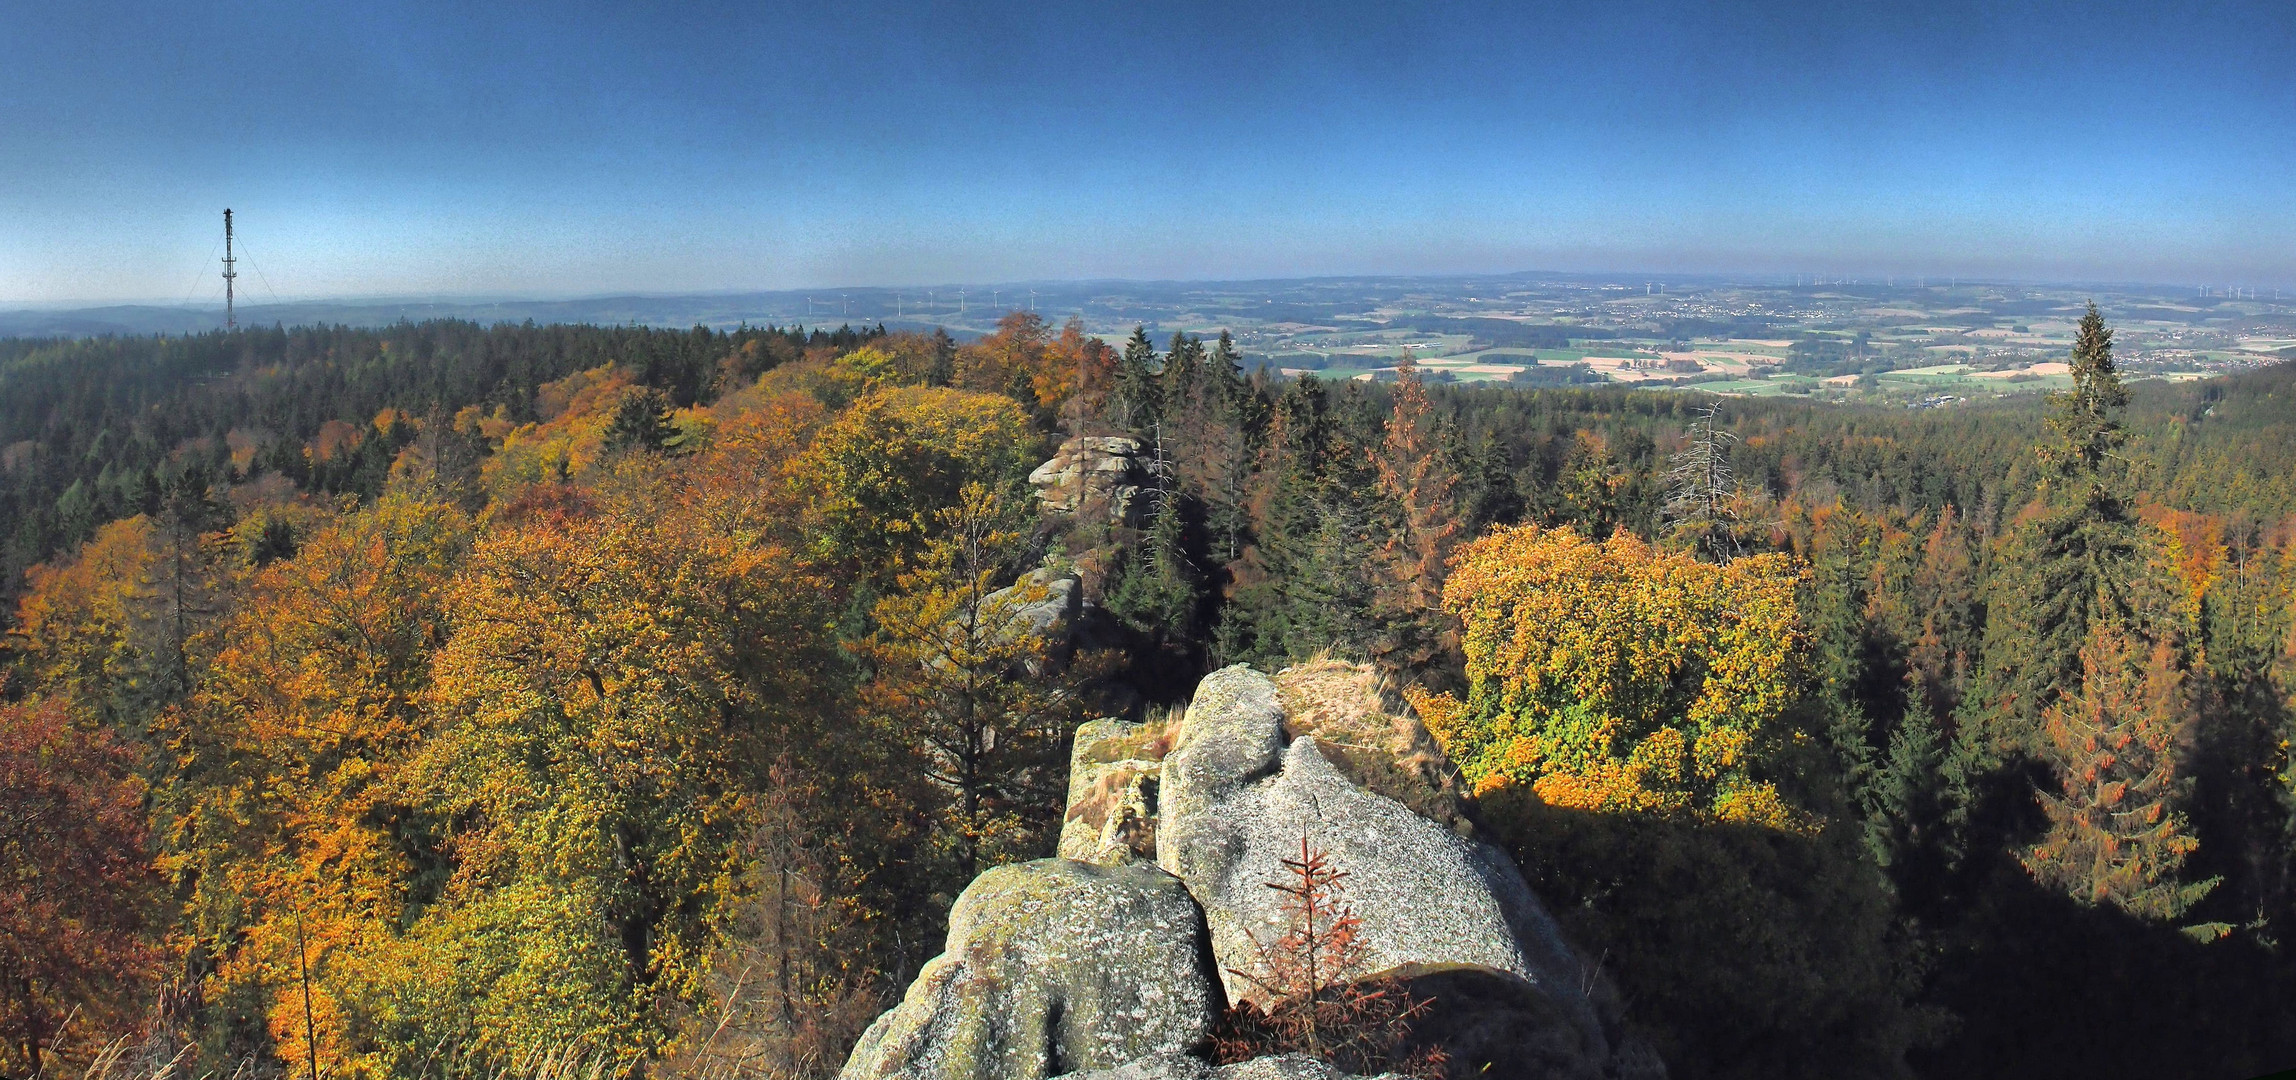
970,568,1084,678
843,663,1661,1080
1029,434,1147,522
1156,666,1610,1058
838,859,1220,1080
1059,718,1167,865
1210,1058,1403,1080
982,568,1082,643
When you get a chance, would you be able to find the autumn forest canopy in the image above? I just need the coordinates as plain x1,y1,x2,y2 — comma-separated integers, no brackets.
6,309,2296,1080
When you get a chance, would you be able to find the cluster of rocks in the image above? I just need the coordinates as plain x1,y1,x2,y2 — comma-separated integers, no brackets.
838,664,1665,1080
1029,434,1150,525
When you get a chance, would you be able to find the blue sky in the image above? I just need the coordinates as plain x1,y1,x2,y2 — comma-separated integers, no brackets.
2,0,2290,302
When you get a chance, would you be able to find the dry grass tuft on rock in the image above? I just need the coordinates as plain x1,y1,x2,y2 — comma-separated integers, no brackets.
1271,660,1474,836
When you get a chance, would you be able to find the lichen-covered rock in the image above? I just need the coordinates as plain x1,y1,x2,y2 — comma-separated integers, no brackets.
838,859,1220,1080
1059,1054,1402,1080
1156,666,1613,1069
1060,718,1170,865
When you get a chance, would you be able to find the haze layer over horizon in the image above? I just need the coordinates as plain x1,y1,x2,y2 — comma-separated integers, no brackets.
4,0,2291,304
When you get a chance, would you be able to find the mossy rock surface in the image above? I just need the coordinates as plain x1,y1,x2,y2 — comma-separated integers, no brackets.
838,859,1220,1080
1061,717,1169,864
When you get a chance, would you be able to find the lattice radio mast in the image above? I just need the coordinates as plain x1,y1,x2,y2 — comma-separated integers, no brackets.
222,209,239,330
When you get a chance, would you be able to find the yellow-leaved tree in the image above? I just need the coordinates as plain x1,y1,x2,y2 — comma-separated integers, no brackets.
11,517,172,727
794,385,1039,582
353,456,838,1072
156,492,473,1077
1417,524,1811,829
853,483,1099,886
1412,525,1924,1077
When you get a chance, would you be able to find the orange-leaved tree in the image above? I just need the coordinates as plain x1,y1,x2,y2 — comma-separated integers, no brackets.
10,517,171,729
155,491,473,1076
2022,614,2217,924
1372,354,1459,618
1368,354,1463,672
0,698,166,1077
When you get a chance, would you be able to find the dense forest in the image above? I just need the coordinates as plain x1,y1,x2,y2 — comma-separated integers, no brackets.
4,309,2296,1080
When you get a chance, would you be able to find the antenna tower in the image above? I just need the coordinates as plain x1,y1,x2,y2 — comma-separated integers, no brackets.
222,209,239,330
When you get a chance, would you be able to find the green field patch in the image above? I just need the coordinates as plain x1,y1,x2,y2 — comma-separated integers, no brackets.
1688,379,1801,395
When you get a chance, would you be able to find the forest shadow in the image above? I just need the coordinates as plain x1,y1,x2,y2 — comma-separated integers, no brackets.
1914,853,2296,1080
1476,792,2296,1080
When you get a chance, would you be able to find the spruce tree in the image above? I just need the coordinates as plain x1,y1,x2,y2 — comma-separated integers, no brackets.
1219,376,1333,665
1209,330,1247,407
1104,487,1204,649
1371,354,1459,618
1457,429,1522,533
1116,326,1162,435
2023,618,2217,923
2042,302,2129,488
927,327,957,387
1977,303,2151,742
1862,690,1971,911
1279,503,1382,661
604,386,681,454
1163,331,1206,418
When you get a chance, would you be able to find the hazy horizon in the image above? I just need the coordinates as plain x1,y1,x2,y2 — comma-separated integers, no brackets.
14,269,2288,316
6,0,2292,304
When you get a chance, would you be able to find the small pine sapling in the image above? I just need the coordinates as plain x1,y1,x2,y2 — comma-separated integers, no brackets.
1211,835,1445,1077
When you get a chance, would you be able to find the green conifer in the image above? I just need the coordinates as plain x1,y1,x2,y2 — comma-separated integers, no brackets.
603,386,682,454
1116,326,1163,434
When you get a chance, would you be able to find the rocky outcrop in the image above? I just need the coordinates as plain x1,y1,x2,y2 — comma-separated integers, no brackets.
982,567,1082,643
840,662,1662,1080
970,567,1085,677
838,859,1220,1080
1059,717,1170,865
1157,667,1611,1065
1030,434,1148,522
